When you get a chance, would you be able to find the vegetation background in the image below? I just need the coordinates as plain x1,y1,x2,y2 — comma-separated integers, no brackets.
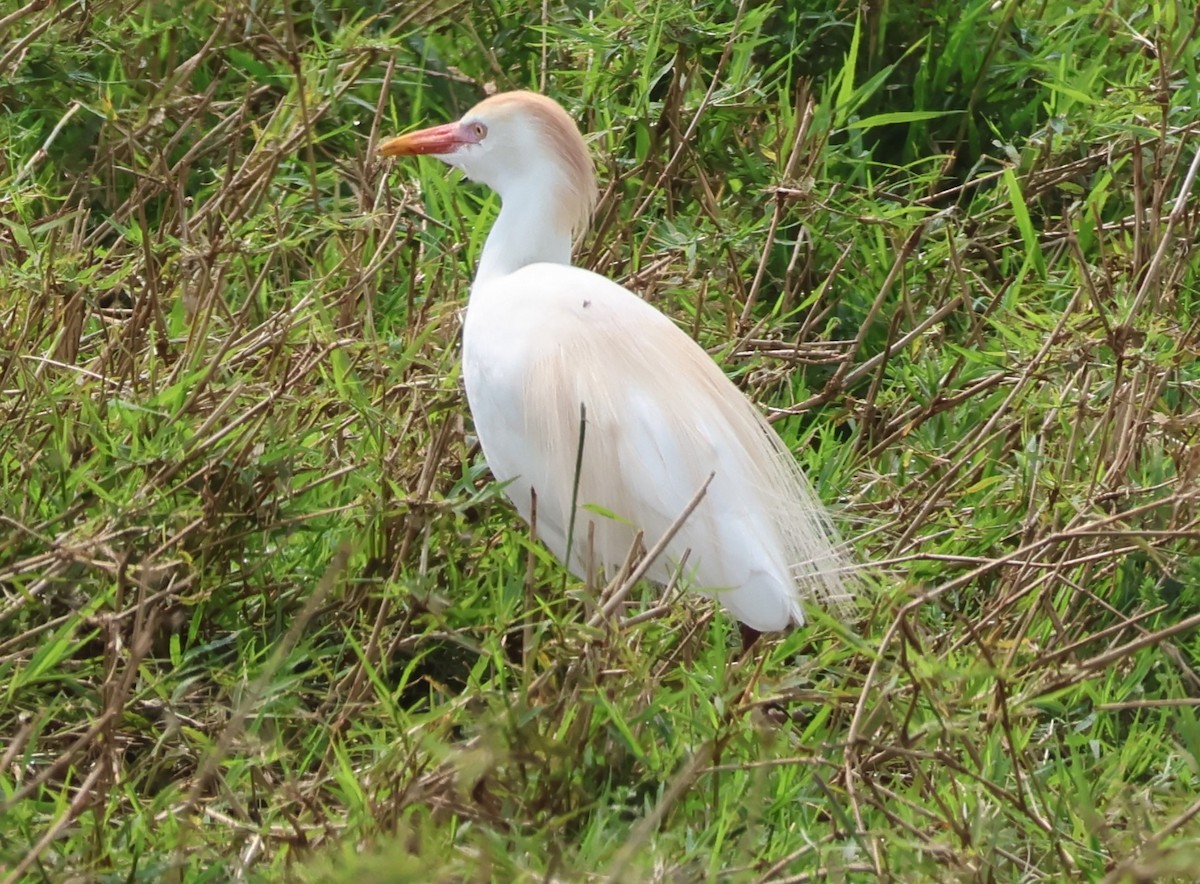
2,0,1199,880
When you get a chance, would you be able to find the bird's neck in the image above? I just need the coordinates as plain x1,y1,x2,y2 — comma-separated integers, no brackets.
474,186,574,287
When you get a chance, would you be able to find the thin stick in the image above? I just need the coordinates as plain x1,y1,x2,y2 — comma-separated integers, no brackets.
563,403,587,592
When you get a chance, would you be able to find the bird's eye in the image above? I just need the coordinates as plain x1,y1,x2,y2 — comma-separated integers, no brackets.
472,122,487,140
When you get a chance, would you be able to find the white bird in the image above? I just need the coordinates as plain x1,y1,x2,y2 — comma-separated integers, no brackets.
380,90,852,643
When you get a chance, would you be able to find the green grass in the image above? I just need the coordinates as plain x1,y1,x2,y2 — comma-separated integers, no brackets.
2,0,1199,880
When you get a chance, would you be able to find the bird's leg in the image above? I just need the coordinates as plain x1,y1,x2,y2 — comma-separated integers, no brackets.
739,623,762,657
737,625,791,725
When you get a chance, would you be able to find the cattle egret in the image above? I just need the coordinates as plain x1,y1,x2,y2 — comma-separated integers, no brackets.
379,90,852,640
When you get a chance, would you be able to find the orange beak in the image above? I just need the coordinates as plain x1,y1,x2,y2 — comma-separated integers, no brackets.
378,121,473,157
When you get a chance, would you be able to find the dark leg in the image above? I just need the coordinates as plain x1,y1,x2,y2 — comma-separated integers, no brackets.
739,623,762,656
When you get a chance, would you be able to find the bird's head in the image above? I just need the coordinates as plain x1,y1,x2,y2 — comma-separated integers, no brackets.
379,90,598,237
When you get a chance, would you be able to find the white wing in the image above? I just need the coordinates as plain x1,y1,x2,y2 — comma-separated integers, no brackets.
462,262,851,631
